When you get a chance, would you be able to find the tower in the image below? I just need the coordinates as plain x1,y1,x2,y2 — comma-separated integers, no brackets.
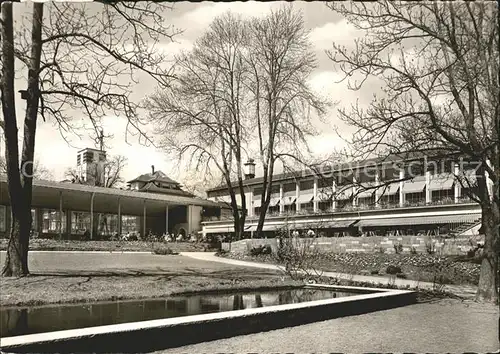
76,148,107,186
76,130,107,186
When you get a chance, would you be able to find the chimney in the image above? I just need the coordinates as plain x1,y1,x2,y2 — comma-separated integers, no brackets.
151,165,155,175
244,159,256,180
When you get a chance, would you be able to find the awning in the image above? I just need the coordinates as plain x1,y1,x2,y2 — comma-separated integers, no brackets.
253,198,262,208
402,179,426,193
378,183,400,196
316,188,332,201
203,226,234,234
357,187,375,199
297,194,314,204
357,214,481,227
283,196,296,205
428,174,454,191
334,186,353,200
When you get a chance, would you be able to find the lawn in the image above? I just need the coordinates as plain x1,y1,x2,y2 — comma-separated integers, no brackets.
0,238,213,253
154,298,499,353
0,252,298,307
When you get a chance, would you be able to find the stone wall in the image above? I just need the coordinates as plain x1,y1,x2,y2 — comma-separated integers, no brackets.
223,234,484,256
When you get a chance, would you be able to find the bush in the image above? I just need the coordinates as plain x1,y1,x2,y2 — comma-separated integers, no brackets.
396,273,407,279
152,246,178,255
394,242,403,254
410,246,418,255
386,265,402,275
250,244,272,256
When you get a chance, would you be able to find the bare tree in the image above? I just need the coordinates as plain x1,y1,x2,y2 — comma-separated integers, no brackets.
246,6,327,237
65,154,128,188
0,156,53,180
146,13,251,240
327,2,499,303
0,1,177,276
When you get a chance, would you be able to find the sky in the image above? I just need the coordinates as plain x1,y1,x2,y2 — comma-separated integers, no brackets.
9,1,379,187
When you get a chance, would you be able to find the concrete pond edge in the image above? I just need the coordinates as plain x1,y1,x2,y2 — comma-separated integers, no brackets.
1,285,417,353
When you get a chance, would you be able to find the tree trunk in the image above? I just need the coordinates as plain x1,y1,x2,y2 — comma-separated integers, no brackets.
476,201,499,303
2,204,31,276
1,2,44,277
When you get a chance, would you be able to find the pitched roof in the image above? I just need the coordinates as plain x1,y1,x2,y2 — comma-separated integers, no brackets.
127,170,180,185
140,181,195,197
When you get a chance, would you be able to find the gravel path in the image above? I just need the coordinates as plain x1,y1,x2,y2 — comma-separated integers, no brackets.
155,299,499,353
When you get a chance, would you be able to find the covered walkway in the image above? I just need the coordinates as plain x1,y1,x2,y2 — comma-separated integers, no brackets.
0,177,221,239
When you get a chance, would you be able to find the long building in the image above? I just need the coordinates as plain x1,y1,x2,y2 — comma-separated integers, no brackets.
203,156,490,238
0,150,225,240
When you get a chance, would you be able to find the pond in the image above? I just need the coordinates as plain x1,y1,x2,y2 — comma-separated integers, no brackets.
1,287,360,337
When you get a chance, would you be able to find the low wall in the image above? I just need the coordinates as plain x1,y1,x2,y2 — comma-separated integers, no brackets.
2,286,415,353
224,234,484,256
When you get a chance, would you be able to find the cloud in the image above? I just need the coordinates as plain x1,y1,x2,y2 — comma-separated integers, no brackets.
309,19,365,51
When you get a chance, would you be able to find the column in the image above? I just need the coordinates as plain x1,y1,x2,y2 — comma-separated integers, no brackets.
332,178,337,210
187,205,192,235
90,192,95,239
165,204,169,234
352,175,358,207
59,191,63,239
117,198,122,236
313,177,318,213
248,189,253,218
485,159,493,200
375,171,381,207
454,163,460,203
143,200,147,238
425,170,431,204
295,182,300,213
279,184,284,214
399,170,404,207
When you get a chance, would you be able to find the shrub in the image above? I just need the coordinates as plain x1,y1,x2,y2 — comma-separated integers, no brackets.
410,246,418,255
249,244,272,256
377,246,386,254
425,239,436,255
370,269,379,275
152,246,178,255
394,242,403,254
386,265,402,275
396,273,407,279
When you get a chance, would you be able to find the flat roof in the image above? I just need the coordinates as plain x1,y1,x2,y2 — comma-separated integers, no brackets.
0,176,225,215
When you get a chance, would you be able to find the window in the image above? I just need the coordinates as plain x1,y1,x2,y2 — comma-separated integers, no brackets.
318,177,333,189
42,209,66,233
431,189,454,203
0,205,6,232
301,201,314,212
98,214,119,236
71,212,91,234
405,191,426,205
122,215,139,235
299,180,314,192
318,201,331,211
31,209,36,231
283,183,295,193
358,195,375,207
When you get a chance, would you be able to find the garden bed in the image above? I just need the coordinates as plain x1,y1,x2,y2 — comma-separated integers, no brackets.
219,252,481,286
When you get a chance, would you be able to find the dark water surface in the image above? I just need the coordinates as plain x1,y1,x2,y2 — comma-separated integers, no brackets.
1,288,359,337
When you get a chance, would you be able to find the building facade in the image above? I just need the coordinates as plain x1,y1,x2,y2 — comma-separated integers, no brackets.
203,156,491,238
0,169,224,240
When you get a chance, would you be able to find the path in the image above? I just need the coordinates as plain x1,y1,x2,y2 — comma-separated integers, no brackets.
180,252,478,298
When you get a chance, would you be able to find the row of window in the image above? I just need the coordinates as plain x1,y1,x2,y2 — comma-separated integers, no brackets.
0,206,140,235
252,186,475,216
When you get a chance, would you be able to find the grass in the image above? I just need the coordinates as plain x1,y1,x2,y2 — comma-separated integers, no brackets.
0,238,213,253
0,252,299,307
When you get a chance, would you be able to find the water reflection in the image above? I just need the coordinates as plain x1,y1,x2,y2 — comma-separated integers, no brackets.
1,288,355,338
